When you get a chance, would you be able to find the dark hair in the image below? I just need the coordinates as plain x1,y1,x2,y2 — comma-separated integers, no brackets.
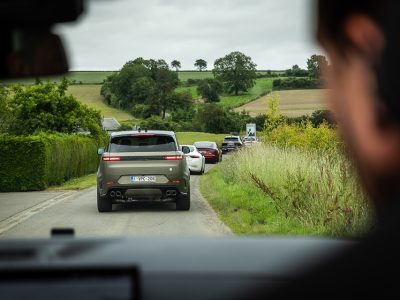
317,0,400,123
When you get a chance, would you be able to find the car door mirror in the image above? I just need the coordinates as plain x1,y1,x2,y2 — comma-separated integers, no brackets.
97,148,105,155
182,146,191,154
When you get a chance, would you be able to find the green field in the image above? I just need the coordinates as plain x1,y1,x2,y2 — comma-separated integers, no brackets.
219,78,276,109
1,70,283,85
67,85,133,122
177,71,213,81
2,71,116,85
175,85,199,99
176,132,227,146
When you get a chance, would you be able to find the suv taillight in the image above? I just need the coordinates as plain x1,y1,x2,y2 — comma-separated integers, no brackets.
102,156,121,161
164,155,183,160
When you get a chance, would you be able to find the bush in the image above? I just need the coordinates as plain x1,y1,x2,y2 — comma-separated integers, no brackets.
138,116,177,131
273,78,320,90
0,133,105,192
264,122,339,151
7,80,102,136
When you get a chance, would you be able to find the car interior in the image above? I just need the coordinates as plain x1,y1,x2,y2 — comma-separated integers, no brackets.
1,0,399,299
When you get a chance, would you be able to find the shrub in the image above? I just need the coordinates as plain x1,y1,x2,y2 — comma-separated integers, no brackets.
0,133,105,192
7,80,102,136
264,122,340,151
273,78,320,90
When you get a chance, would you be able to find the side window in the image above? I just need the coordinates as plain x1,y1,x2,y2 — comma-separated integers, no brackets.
182,146,191,154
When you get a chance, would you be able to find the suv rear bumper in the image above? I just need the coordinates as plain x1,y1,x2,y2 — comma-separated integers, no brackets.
99,184,189,203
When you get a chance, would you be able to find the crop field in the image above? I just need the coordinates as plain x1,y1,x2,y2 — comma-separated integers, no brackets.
234,89,327,117
67,85,133,122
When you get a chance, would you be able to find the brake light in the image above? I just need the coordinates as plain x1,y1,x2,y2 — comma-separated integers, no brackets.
170,179,182,184
131,134,154,137
102,156,121,161
164,155,183,160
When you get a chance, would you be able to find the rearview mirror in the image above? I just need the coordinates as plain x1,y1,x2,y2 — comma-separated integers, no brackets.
1,29,68,78
97,148,105,155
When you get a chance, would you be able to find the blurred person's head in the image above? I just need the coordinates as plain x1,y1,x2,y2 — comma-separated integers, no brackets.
316,1,400,217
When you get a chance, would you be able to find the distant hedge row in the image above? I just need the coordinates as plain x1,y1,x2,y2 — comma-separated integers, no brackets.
0,133,106,192
273,78,320,90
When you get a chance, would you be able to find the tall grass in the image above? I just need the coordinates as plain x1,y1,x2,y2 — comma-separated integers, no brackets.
201,144,372,237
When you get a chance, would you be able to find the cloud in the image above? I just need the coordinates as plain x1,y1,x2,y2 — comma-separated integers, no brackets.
55,0,322,70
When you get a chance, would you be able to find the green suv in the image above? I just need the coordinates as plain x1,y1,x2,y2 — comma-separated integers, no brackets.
96,130,190,212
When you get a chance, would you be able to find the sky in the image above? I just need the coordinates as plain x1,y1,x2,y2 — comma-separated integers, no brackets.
55,0,322,71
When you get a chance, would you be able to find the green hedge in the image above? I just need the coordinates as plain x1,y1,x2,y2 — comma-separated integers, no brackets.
0,133,105,192
273,78,320,90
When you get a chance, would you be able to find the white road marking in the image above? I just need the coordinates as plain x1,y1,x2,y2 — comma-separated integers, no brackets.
0,192,76,235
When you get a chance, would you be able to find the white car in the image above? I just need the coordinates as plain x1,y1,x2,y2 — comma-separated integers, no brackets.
242,136,260,146
180,145,206,175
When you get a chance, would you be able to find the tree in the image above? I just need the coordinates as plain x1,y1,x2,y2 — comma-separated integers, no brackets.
101,57,180,118
194,59,207,72
8,80,102,136
153,68,179,119
197,104,233,133
171,60,181,72
197,79,223,103
213,51,257,96
307,54,328,78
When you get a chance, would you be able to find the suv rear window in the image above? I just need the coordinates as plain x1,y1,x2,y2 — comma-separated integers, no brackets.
224,137,239,141
109,135,177,153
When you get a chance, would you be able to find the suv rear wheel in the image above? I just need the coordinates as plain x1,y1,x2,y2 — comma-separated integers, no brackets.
97,188,112,212
176,187,190,211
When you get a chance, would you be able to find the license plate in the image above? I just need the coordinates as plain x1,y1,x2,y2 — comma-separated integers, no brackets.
130,176,156,183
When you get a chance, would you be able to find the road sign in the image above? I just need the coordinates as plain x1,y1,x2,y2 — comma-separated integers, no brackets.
246,123,256,137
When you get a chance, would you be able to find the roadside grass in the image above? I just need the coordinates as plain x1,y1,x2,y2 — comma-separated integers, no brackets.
67,85,134,122
176,132,226,146
200,144,372,237
219,78,276,109
47,173,97,191
234,89,326,117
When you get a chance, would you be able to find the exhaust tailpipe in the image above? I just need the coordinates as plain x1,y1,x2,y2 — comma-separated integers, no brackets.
166,190,176,197
116,191,122,198
110,191,116,198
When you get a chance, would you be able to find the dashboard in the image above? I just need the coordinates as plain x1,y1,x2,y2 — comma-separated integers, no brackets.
0,236,353,300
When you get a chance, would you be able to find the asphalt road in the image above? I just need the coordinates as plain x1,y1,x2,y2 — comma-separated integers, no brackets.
0,165,231,239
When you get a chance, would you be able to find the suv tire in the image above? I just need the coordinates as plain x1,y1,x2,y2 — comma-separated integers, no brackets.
97,188,112,212
176,187,190,211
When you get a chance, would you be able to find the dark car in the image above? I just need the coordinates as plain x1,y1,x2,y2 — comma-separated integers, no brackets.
194,141,222,164
221,136,243,153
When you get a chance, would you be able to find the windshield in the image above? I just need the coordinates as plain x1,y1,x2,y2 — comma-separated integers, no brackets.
0,0,373,242
109,135,176,153
194,142,215,149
